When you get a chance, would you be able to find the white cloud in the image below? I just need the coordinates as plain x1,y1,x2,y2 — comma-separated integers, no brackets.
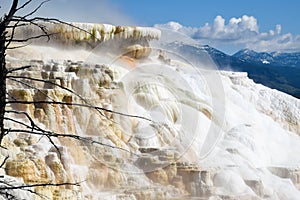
247,33,300,52
276,24,282,34
155,15,300,53
194,15,259,41
161,21,183,31
154,21,197,37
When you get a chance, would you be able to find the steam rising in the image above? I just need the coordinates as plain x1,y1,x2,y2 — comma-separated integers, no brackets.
4,21,300,199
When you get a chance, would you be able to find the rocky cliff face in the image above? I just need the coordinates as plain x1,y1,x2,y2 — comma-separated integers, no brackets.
4,50,184,199
2,23,300,200
11,22,161,59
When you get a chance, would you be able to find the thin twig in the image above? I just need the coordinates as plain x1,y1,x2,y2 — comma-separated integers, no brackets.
0,156,9,168
6,128,139,156
16,0,33,12
6,42,31,49
10,33,54,42
8,78,56,102
5,110,139,156
6,100,153,122
22,0,50,19
6,65,31,73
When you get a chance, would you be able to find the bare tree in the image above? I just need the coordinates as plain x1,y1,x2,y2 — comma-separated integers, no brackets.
0,1,89,198
0,0,55,145
0,1,153,199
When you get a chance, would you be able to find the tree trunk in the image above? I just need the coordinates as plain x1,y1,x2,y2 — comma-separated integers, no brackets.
0,0,19,144
0,32,7,144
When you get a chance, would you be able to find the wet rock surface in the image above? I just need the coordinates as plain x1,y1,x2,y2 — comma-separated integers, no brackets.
4,57,300,199
2,27,300,199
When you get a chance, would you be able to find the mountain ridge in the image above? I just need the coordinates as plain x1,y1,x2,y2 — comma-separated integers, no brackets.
233,48,300,67
162,42,300,98
212,46,300,98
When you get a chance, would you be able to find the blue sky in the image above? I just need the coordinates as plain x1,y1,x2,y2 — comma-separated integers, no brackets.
2,0,300,54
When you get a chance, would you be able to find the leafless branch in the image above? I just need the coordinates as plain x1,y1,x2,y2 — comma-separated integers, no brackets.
22,0,50,19
5,110,139,156
8,78,56,102
6,65,32,73
0,181,81,190
6,42,31,49
0,156,9,168
5,20,20,48
6,92,17,101
7,75,116,120
7,75,86,101
4,117,32,130
9,33,54,43
6,128,139,156
16,0,33,12
7,75,109,119
7,100,153,122
6,23,31,28
6,0,19,21
0,179,81,200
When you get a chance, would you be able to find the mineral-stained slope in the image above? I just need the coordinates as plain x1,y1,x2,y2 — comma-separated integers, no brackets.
1,23,300,200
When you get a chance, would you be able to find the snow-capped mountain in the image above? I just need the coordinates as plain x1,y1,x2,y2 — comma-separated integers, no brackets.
233,49,274,65
270,52,300,67
233,49,300,67
158,41,300,98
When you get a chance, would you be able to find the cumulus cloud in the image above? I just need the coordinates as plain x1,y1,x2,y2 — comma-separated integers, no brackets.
155,15,300,53
155,21,197,37
194,15,259,41
247,33,300,52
